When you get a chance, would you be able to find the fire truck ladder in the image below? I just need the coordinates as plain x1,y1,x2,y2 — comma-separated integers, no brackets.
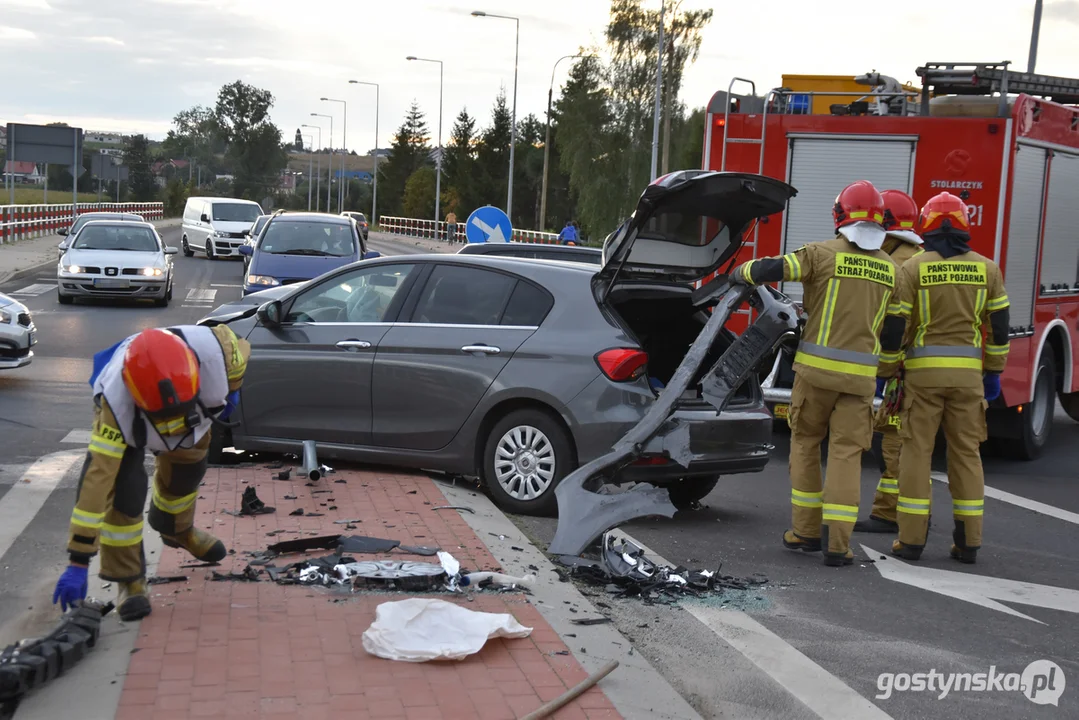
720,78,780,318
917,61,1079,115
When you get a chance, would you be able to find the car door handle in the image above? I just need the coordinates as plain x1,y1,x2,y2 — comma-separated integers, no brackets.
336,340,371,350
461,345,501,355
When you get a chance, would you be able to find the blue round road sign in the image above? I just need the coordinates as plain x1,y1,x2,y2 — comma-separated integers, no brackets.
465,205,512,243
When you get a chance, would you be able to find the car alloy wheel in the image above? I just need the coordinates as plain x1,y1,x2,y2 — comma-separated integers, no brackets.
494,425,556,502
205,240,215,260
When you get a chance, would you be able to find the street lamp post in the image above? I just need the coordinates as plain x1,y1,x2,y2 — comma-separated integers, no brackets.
349,80,380,225
406,56,444,225
472,10,519,224
322,98,347,212
301,123,322,211
1028,0,1044,73
540,54,590,231
650,0,665,181
311,113,333,212
301,134,313,210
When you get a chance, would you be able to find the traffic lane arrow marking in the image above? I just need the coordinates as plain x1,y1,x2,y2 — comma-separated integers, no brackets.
471,216,507,243
861,544,1079,624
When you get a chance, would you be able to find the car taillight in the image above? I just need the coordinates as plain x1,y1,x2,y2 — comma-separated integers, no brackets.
632,455,670,466
595,348,648,382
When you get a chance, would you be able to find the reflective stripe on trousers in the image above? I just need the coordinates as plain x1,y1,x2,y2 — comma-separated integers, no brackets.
877,477,899,495
152,487,198,515
898,496,931,516
100,520,143,547
791,489,822,508
953,499,984,517
822,503,858,523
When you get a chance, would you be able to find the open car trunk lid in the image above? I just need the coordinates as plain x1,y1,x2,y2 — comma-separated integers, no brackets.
598,171,797,290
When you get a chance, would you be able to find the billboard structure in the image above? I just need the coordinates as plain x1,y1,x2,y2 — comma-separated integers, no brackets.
5,123,84,212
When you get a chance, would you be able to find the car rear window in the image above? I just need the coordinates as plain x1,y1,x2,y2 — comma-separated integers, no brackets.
501,281,553,326
73,225,159,252
412,265,515,326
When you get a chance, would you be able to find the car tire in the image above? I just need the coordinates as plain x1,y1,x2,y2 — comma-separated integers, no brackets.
57,290,73,305
206,424,225,465
666,476,720,510
1006,348,1055,460
205,240,215,260
182,235,194,257
482,409,574,517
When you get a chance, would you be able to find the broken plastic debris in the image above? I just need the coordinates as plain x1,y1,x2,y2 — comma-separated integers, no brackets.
337,536,400,554
461,572,536,591
431,505,475,514
361,598,532,662
266,535,341,555
239,486,274,516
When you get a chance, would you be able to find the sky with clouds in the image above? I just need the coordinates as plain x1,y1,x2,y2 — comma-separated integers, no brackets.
1,0,1078,153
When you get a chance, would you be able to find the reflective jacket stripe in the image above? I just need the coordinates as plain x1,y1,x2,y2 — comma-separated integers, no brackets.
914,289,931,347
972,289,987,347
905,357,982,371
816,278,840,346
797,341,879,366
879,351,901,363
783,253,802,281
871,295,890,355
904,345,983,359
888,300,913,316
791,489,822,508
898,496,931,515
986,295,1009,311
71,508,105,529
985,343,1009,356
100,521,144,547
822,503,859,522
794,351,879,377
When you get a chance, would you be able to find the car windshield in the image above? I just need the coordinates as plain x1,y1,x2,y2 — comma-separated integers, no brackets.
259,220,355,257
71,214,126,234
73,225,159,252
212,203,261,223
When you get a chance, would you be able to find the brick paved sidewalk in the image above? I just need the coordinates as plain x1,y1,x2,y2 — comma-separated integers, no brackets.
115,465,622,720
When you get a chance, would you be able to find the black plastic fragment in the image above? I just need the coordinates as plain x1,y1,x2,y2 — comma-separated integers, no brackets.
267,535,341,555
147,575,188,585
398,545,440,556
569,617,612,626
240,486,275,516
289,508,305,516
337,536,400,554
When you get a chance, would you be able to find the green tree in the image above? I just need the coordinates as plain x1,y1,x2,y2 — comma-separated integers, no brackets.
124,135,157,201
213,81,288,198
402,166,436,219
657,2,712,173
161,177,189,216
162,105,221,170
512,113,545,229
378,101,431,216
476,89,512,211
443,108,478,217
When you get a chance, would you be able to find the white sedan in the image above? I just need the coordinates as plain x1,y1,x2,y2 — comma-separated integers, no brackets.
57,221,177,306
0,291,36,369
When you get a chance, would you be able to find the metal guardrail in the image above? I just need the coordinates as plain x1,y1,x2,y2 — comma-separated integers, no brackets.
379,215,561,245
0,202,165,244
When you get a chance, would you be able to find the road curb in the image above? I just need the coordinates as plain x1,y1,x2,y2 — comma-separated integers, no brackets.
0,218,183,287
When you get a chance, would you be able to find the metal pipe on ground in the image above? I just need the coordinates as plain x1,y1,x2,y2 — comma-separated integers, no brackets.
301,440,321,482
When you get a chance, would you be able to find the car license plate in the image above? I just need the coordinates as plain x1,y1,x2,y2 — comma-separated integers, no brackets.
28,330,36,346
93,278,130,289
773,403,790,421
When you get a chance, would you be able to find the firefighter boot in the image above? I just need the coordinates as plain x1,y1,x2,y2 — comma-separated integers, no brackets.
782,530,821,553
161,527,227,563
950,520,978,564
853,516,899,533
891,539,923,561
117,580,151,621
821,525,853,567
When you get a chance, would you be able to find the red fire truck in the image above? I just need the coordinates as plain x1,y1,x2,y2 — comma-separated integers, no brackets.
704,62,1079,459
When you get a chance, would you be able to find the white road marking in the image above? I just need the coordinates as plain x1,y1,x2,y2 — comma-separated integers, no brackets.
620,531,893,720
0,450,82,561
10,283,55,297
181,304,215,309
185,288,217,302
862,544,1079,624
931,472,1079,526
60,429,91,444
210,283,242,288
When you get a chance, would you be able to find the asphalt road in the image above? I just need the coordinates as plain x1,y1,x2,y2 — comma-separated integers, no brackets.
1,230,1075,718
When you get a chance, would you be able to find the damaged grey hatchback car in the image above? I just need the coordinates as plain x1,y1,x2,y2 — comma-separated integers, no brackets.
199,170,797,518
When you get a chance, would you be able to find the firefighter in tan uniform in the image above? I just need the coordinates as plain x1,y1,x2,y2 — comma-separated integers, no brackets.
733,180,896,566
52,326,250,620
854,189,925,534
878,192,1009,564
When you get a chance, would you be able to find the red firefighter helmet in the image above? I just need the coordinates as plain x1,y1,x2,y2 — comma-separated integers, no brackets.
121,329,200,420
832,180,885,230
918,192,971,237
880,190,919,232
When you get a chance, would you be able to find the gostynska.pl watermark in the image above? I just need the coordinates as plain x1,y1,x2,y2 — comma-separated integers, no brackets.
876,660,1065,706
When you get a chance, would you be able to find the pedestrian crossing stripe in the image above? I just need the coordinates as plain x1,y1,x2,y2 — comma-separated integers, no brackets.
185,288,217,303
10,283,55,297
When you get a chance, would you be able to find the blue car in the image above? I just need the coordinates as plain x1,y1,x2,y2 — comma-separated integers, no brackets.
239,212,378,295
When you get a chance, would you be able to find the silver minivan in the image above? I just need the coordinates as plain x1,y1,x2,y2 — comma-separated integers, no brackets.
181,197,264,260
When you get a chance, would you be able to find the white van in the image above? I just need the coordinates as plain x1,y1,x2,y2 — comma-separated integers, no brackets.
181,197,264,259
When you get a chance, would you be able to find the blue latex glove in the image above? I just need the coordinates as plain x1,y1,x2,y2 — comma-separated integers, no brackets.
220,390,240,420
875,378,886,398
53,565,88,612
983,373,1001,402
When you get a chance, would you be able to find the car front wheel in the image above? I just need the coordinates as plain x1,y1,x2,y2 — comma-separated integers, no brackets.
482,409,573,517
182,235,194,257
57,289,73,305
205,240,215,260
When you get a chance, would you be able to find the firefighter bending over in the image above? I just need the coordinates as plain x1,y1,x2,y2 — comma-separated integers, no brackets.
732,180,896,566
53,325,250,619
878,192,1009,564
854,189,925,534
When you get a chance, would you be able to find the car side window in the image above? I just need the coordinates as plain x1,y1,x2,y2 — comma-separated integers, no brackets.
501,281,553,327
286,264,417,324
411,265,516,326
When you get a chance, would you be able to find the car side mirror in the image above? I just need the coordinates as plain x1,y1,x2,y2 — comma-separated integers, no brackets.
164,247,178,256
58,227,69,236
363,250,381,260
238,245,253,256
257,299,283,328
200,213,210,223
58,241,69,251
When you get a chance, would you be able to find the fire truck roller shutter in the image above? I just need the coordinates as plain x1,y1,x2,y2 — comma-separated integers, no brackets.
780,136,915,302
1037,151,1079,295
1004,144,1047,331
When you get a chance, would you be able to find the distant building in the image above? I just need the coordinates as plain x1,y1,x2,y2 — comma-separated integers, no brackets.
0,126,7,145
2,161,44,184
335,170,373,182
367,148,391,159
279,172,297,194
85,132,124,145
